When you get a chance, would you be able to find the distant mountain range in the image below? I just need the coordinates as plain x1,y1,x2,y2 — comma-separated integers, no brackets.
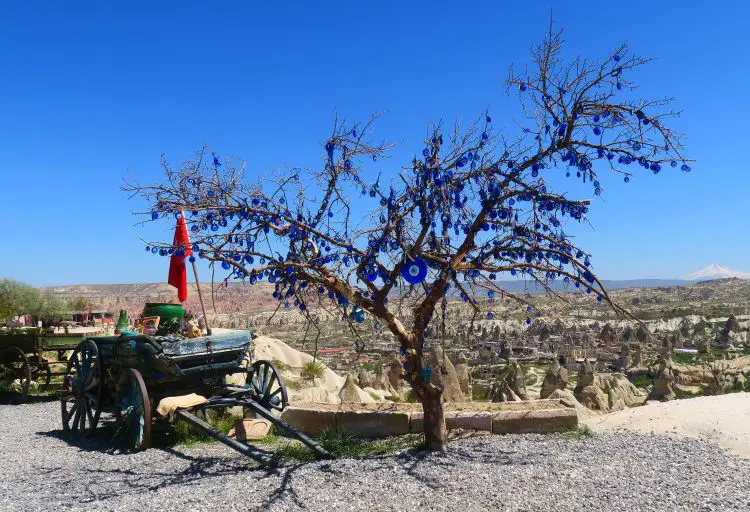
39,265,749,306
679,264,750,281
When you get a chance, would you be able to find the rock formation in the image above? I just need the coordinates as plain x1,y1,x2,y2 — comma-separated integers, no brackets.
387,356,404,392
339,374,361,403
487,361,528,402
373,366,399,397
648,352,676,401
705,361,731,396
506,361,529,400
596,373,647,411
357,369,375,389
617,343,630,371
573,359,609,411
540,359,568,399
631,342,644,367
426,345,465,402
716,314,743,349
599,323,618,346
636,324,652,346
453,352,473,401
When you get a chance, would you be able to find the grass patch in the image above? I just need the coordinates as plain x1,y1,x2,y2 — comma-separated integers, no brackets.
563,424,595,440
168,411,237,447
630,374,652,389
284,377,303,390
301,361,325,383
675,386,703,399
272,428,426,463
271,358,292,373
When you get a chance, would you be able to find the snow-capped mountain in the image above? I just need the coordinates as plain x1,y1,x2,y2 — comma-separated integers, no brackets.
680,264,750,281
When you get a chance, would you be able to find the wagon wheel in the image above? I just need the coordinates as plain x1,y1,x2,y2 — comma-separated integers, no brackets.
247,360,288,412
0,346,31,403
30,359,52,392
115,368,151,451
60,340,103,437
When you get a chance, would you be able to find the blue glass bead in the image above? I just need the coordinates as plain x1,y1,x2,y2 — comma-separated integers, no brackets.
487,312,494,319
519,84,527,91
593,126,602,136
624,176,630,183
145,246,150,251
151,212,158,220
222,262,230,270
401,257,428,284
189,256,196,263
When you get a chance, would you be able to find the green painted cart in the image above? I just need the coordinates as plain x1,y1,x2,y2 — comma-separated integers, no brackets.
0,331,91,402
59,330,327,464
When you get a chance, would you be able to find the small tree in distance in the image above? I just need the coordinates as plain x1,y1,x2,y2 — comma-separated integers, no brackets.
126,27,690,451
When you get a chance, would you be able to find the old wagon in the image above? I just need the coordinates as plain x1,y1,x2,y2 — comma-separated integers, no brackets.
58,329,327,464
0,330,90,402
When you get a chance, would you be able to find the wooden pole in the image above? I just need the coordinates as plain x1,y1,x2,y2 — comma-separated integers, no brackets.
191,259,212,336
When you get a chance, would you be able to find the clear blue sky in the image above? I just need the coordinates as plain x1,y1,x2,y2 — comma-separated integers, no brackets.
1,1,747,286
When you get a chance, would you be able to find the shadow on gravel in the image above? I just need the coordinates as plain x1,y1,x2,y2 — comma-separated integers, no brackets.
37,427,119,454
0,392,60,405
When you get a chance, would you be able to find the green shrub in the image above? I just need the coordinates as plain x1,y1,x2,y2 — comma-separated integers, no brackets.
630,375,652,389
271,358,292,373
301,360,326,382
674,386,702,399
563,424,595,440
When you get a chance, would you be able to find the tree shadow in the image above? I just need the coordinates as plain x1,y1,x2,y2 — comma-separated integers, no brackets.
33,425,527,508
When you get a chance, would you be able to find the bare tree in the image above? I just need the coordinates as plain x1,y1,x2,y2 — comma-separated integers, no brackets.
125,27,690,450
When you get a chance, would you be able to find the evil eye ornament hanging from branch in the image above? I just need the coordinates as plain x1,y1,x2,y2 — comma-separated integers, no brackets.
350,305,365,324
401,256,428,285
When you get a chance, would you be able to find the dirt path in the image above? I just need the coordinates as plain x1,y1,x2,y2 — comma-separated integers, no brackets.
583,392,750,458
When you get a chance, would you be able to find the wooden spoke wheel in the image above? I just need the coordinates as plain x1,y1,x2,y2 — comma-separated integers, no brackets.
248,360,288,412
0,346,31,403
60,340,103,437
116,368,151,451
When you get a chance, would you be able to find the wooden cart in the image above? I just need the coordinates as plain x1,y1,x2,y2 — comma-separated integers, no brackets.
58,330,328,464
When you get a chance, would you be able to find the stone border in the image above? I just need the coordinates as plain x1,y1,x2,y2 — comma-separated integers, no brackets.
281,403,578,438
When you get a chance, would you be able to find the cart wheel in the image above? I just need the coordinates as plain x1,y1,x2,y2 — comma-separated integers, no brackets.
116,368,151,451
0,346,31,403
30,360,52,392
60,340,103,437
248,360,288,412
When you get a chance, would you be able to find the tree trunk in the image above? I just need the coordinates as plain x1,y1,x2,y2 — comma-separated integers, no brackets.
421,389,447,451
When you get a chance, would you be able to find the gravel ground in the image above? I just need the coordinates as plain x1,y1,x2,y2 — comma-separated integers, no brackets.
2,402,750,511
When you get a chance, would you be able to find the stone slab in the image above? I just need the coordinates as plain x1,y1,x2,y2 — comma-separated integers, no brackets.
492,408,578,434
445,412,494,431
410,412,493,433
280,407,336,436
234,419,272,441
336,410,410,438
